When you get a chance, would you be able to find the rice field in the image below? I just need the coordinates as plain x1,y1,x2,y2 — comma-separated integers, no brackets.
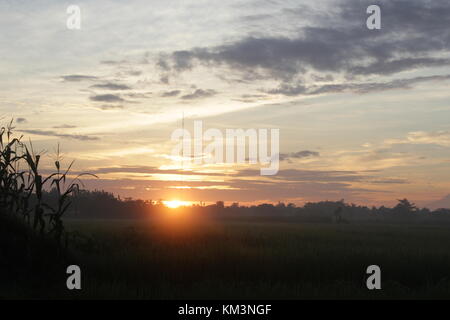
4,218,449,299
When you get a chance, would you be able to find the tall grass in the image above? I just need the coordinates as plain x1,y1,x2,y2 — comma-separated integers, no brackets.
0,120,96,243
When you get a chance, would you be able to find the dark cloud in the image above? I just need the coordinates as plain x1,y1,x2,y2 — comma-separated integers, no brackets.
158,0,450,86
161,90,181,97
90,94,125,103
368,179,409,184
316,75,450,95
172,50,194,71
279,150,320,161
157,56,171,71
124,92,151,99
20,129,99,141
267,83,307,96
100,60,127,65
90,83,131,90
241,94,266,99
160,74,170,84
16,117,27,124
181,89,217,100
61,75,98,82
311,74,334,82
268,75,450,96
348,58,450,76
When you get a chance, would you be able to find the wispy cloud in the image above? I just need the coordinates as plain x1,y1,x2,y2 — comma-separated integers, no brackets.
279,150,320,161
20,129,99,141
52,124,77,129
61,75,98,82
386,130,450,147
97,105,124,110
268,75,450,96
90,94,125,103
161,90,181,97
181,89,217,100
90,82,131,90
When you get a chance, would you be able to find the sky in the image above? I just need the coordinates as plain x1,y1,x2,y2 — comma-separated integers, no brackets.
1,0,450,207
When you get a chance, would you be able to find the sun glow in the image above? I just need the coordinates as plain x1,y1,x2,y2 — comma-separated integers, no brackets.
163,200,190,209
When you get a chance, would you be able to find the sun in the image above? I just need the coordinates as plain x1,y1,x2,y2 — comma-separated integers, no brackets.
163,200,189,209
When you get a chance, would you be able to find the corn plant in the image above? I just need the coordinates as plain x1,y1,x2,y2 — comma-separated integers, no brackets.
23,143,50,235
0,120,96,245
0,120,23,213
44,145,97,244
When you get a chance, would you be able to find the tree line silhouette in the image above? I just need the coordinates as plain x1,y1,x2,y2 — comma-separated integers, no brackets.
36,188,450,224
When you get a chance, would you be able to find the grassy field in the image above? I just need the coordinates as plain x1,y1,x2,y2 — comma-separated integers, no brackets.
3,216,450,299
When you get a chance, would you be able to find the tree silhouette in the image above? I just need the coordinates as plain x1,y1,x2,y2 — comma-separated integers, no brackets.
394,198,417,215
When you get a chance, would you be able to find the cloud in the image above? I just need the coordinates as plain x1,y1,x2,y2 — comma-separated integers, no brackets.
160,74,170,84
52,124,77,129
61,75,98,82
161,90,181,97
100,60,127,65
124,70,142,76
181,89,217,100
233,93,268,103
237,168,368,183
98,105,124,110
172,50,194,71
157,0,450,86
64,165,398,203
348,58,450,76
76,166,368,185
279,150,320,161
78,176,382,203
90,82,131,90
387,130,450,147
124,93,151,99
70,165,215,176
90,94,125,103
268,75,450,96
16,117,27,124
368,179,409,185
267,84,307,96
20,129,99,141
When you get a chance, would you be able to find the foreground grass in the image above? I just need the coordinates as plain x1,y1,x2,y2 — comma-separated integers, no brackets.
3,217,450,299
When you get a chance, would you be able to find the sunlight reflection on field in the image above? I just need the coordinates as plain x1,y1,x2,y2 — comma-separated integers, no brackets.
148,205,219,239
